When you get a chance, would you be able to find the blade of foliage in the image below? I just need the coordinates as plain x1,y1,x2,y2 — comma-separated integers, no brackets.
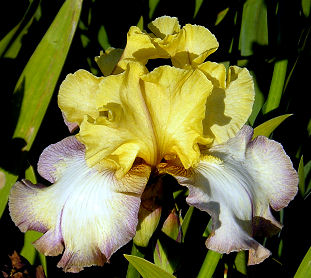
20,165,47,275
294,246,311,278
252,114,292,139
197,250,222,278
0,0,83,218
194,0,204,18
153,240,175,274
239,0,268,56
98,25,110,50
0,0,41,58
304,160,311,196
125,255,176,278
202,219,213,237
181,206,193,241
137,16,144,30
153,210,181,274
248,71,265,125
126,243,145,278
298,156,305,197
215,8,229,26
234,251,247,275
262,59,288,114
149,0,160,19
302,0,311,17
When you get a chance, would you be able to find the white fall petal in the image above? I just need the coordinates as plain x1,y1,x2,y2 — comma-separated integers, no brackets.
171,126,298,264
9,136,150,272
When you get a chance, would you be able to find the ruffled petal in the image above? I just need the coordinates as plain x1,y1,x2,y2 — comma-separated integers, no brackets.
58,70,104,127
211,125,298,218
169,24,219,68
160,126,298,264
200,64,255,145
9,136,151,272
118,26,163,71
118,16,219,70
148,16,180,38
77,62,158,176
142,66,213,169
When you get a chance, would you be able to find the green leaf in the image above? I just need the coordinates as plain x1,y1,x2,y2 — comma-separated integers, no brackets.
0,0,41,58
197,250,222,278
149,0,160,19
298,156,305,197
215,8,229,26
294,246,311,278
153,210,181,274
248,71,265,125
0,0,83,218
302,0,311,17
98,25,110,50
252,114,292,139
262,59,288,114
194,0,204,18
239,0,268,56
126,243,145,278
304,160,311,195
20,231,42,263
125,255,176,278
181,206,193,241
234,251,247,275
137,16,144,31
202,219,212,237
153,239,175,274
81,34,90,48
308,118,311,137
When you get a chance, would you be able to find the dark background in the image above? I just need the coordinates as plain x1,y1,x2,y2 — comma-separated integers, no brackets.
0,0,310,277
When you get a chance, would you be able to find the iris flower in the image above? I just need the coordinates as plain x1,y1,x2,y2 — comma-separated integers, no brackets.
9,16,298,272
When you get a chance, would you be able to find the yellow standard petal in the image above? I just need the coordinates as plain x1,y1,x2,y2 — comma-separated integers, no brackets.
77,62,158,177
148,18,219,68
117,26,167,71
142,66,213,169
200,63,255,145
117,16,219,70
147,16,181,38
58,69,104,126
169,24,219,68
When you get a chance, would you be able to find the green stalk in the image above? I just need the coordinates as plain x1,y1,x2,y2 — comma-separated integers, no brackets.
197,250,222,278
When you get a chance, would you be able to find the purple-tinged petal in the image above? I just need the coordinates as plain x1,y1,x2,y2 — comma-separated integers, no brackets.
62,112,79,133
37,136,84,183
9,137,151,272
210,126,298,220
161,125,298,264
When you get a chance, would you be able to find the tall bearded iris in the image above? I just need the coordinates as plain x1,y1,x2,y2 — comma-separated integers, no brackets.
9,16,298,272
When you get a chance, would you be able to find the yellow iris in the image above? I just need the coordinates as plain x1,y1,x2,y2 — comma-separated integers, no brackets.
59,16,254,178
10,16,298,273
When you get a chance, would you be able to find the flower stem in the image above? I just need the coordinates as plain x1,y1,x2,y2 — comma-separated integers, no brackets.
197,250,222,278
